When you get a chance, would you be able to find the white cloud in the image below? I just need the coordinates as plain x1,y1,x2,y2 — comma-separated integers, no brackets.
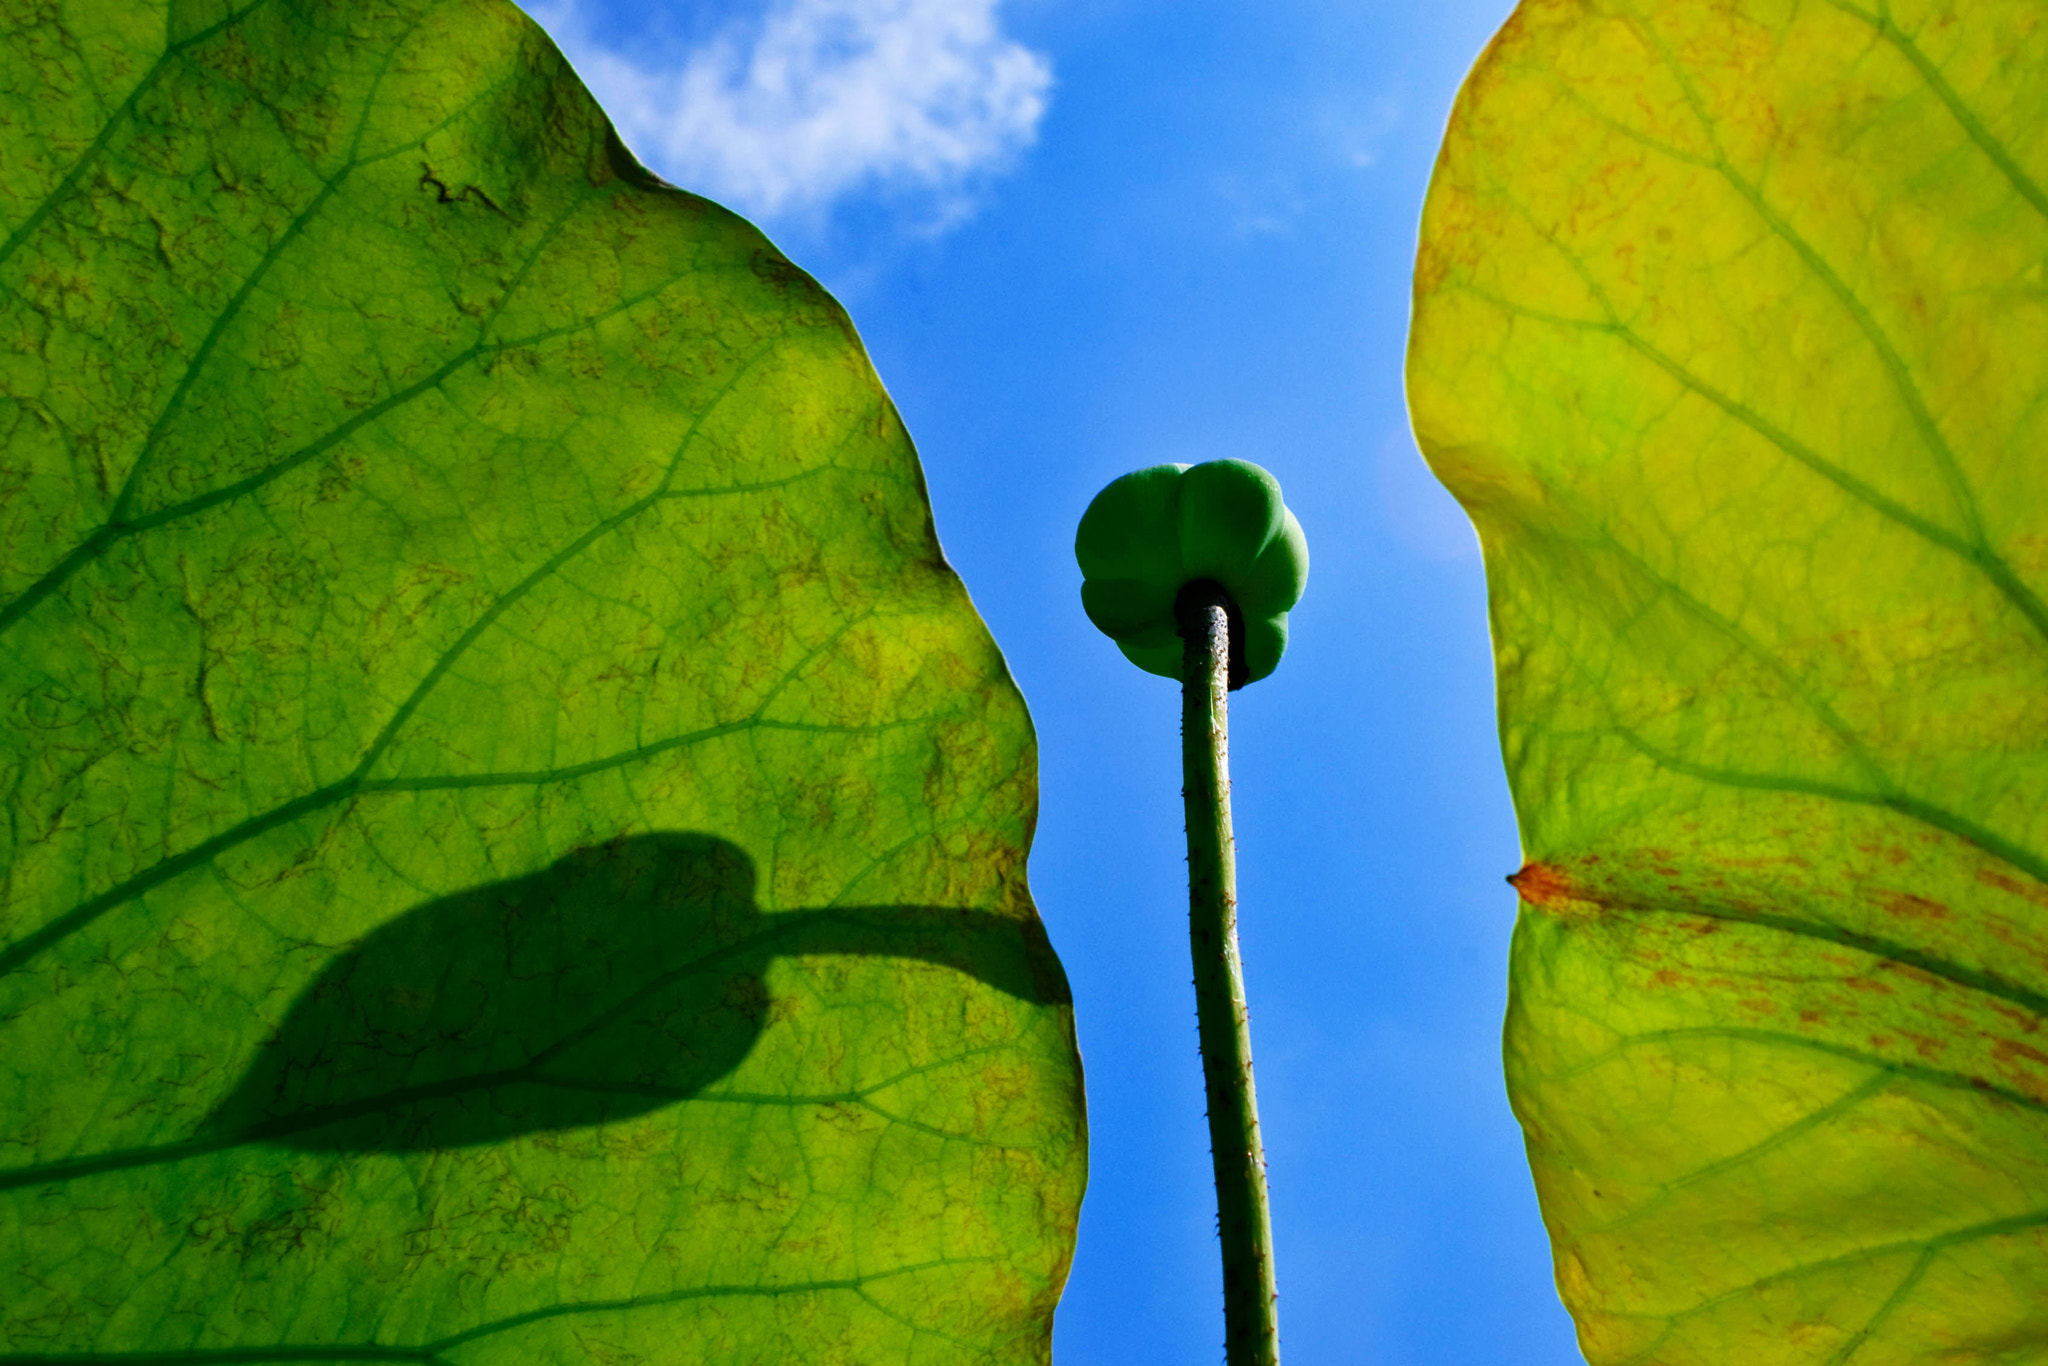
533,0,1052,222
1321,92,1402,170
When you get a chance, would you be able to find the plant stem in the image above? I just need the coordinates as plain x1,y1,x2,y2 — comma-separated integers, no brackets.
1177,579,1280,1366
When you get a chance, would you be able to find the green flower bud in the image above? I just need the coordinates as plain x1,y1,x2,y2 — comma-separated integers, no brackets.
1074,459,1309,685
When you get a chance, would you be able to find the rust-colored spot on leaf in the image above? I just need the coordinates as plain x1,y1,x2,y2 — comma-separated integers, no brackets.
1877,891,1951,921
1978,867,2048,911
1990,1002,2043,1035
1899,1031,1946,1061
1509,862,1577,910
1993,1038,2048,1068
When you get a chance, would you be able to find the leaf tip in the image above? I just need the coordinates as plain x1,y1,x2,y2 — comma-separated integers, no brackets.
1507,861,1578,911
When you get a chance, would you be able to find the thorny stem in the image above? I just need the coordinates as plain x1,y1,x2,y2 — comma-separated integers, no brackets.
1177,578,1280,1366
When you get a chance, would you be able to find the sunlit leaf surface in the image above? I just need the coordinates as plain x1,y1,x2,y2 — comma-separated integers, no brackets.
1409,0,2048,1359
0,1,1082,1360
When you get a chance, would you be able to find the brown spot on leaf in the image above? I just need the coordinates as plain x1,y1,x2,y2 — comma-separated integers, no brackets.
1993,1038,2048,1068
1990,1003,2043,1035
1899,1032,1945,1061
1978,867,2048,911
1877,891,1951,921
1509,862,1578,910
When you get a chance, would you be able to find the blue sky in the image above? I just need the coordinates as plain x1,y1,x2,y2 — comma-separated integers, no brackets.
520,0,1585,1359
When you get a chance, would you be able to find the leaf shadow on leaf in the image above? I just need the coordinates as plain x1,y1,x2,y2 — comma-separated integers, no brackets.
204,832,1066,1152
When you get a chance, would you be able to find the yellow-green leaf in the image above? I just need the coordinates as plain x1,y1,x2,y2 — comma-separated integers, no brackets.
0,1,1082,1360
1409,0,2048,1359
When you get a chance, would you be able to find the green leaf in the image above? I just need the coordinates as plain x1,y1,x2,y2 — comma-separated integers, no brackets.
1409,0,2048,1359
0,1,1082,1361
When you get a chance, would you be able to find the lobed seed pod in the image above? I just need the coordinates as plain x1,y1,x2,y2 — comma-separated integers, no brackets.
1074,458,1309,686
